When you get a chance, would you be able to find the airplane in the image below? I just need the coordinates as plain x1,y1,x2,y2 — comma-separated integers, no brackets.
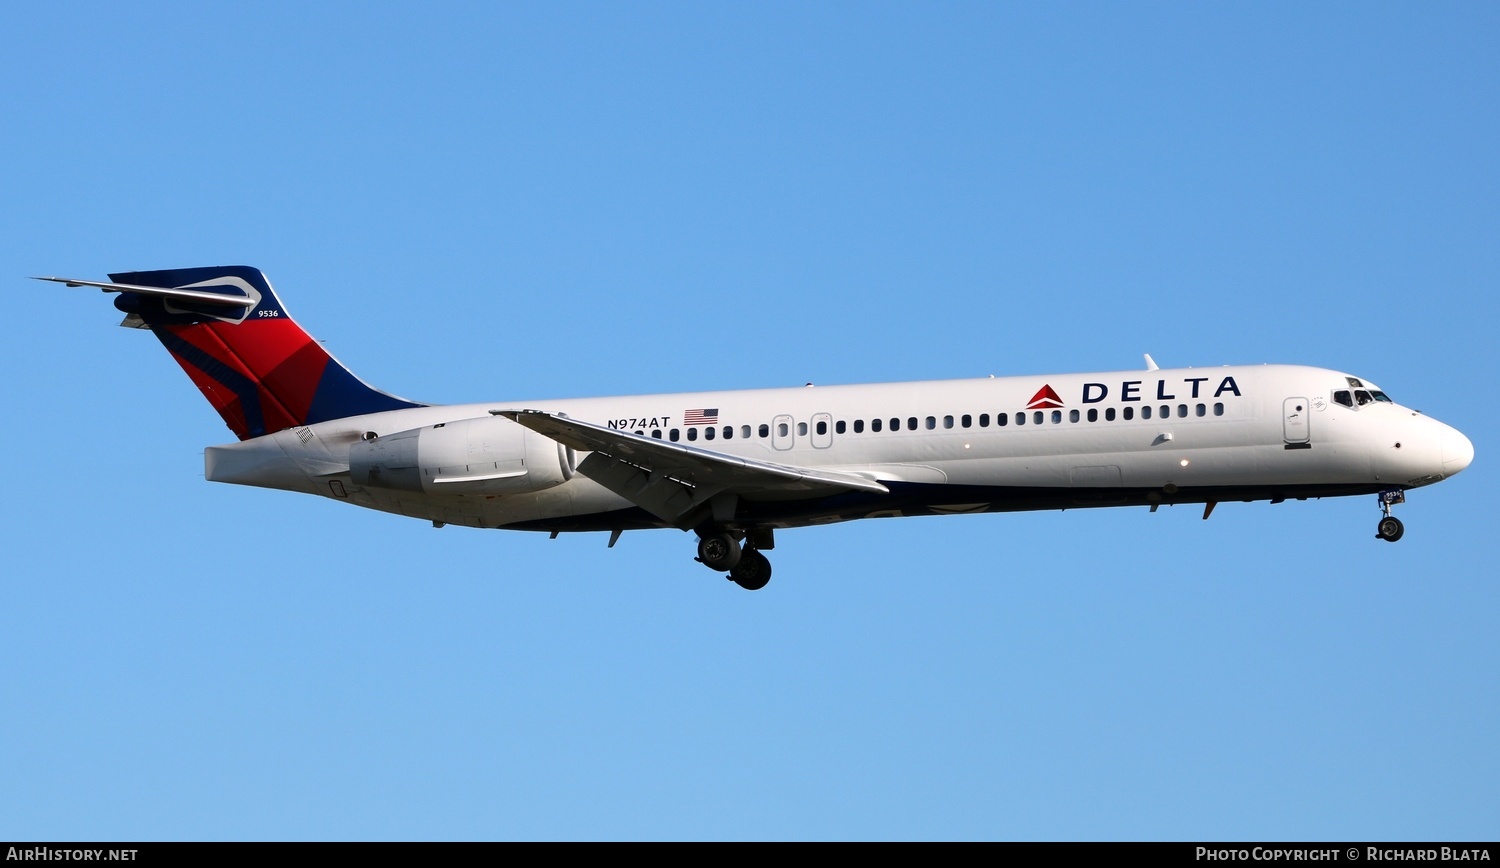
38,266,1474,590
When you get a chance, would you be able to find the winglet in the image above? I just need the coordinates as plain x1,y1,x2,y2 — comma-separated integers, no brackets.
1144,353,1159,371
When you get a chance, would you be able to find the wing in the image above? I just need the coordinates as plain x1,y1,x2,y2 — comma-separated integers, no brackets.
494,409,888,528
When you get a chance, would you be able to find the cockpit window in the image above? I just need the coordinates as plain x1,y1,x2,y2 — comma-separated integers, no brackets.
1355,390,1373,405
1333,390,1353,408
1346,377,1365,388
1371,390,1393,403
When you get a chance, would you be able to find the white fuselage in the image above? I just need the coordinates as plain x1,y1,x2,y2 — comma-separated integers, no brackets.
204,364,1473,533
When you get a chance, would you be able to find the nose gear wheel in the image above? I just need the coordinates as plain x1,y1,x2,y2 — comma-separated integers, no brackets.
1375,489,1406,543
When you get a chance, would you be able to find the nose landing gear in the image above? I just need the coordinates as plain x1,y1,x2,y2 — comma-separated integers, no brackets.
1376,489,1406,542
695,528,774,590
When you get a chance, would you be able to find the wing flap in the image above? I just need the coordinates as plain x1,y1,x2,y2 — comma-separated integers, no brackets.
576,452,727,526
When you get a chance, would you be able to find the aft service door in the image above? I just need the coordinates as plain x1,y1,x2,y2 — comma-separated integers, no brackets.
1283,397,1310,447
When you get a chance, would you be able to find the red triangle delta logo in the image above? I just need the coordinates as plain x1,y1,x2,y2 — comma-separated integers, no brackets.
1026,384,1064,409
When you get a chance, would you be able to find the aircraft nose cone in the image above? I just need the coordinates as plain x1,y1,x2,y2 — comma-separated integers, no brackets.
1442,427,1474,476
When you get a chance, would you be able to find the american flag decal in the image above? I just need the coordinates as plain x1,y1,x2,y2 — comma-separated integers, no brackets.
684,408,719,425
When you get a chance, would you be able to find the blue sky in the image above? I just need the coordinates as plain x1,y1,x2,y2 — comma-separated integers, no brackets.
1,2,1494,841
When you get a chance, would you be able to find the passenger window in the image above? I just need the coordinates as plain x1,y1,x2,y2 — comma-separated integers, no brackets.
816,420,828,435
908,417,918,431
652,429,662,439
1177,404,1187,418
798,422,808,436
979,413,990,427
1087,408,1098,422
1142,406,1152,420
670,429,680,441
943,415,955,429
722,426,733,440
872,419,883,432
854,419,864,433
925,416,936,430
705,427,715,440
777,422,788,437
1051,410,1061,424
1123,407,1134,420
1105,407,1116,421
1161,405,1171,418
741,425,751,438
890,418,900,431
1069,409,1080,423
835,420,846,434
1033,411,1044,425
996,413,1007,427
1195,404,1205,417
961,414,972,428
1213,403,1224,416
688,428,698,441
758,424,770,438
1016,412,1025,426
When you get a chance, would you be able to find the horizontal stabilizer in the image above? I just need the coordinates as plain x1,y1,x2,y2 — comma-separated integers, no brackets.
33,276,258,308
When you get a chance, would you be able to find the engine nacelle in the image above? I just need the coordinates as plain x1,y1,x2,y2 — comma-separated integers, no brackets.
349,416,575,496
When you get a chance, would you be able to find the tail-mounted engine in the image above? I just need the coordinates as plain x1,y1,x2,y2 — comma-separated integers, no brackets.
349,416,575,496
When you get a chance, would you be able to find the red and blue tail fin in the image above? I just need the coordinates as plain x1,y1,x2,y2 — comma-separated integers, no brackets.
42,266,423,440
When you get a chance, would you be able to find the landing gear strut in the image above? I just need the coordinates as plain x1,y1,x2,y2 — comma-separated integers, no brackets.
1376,489,1405,543
695,528,774,590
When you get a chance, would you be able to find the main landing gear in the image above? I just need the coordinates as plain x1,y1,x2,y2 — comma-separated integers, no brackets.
695,528,774,590
1376,489,1406,543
